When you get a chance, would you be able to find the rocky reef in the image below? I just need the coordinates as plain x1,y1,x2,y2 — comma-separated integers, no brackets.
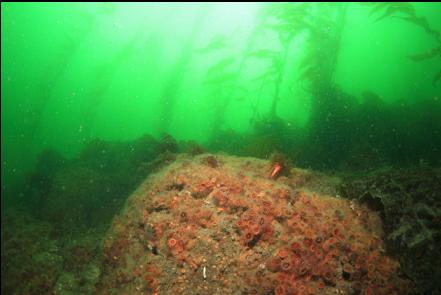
1,211,103,295
4,150,439,294
96,154,413,294
340,167,441,294
19,134,177,233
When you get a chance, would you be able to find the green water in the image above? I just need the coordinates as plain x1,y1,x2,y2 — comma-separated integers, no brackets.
1,3,441,294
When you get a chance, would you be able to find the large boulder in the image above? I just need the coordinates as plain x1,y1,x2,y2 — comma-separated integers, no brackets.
96,154,413,294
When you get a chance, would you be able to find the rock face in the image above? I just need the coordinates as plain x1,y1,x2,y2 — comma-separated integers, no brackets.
340,167,441,294
1,211,103,295
1,213,62,295
96,154,413,295
20,134,171,233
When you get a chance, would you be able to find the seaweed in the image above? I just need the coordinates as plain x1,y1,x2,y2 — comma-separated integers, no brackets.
196,34,228,54
365,2,441,87
249,2,313,117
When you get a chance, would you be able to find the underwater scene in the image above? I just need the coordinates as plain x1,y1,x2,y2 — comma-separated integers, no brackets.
1,2,440,295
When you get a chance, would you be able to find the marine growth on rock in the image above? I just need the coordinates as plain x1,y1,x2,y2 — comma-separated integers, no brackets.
97,154,413,295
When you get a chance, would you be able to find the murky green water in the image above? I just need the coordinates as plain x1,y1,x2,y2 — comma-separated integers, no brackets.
1,3,440,294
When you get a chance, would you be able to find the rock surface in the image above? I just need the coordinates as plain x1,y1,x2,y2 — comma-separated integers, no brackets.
96,154,413,294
